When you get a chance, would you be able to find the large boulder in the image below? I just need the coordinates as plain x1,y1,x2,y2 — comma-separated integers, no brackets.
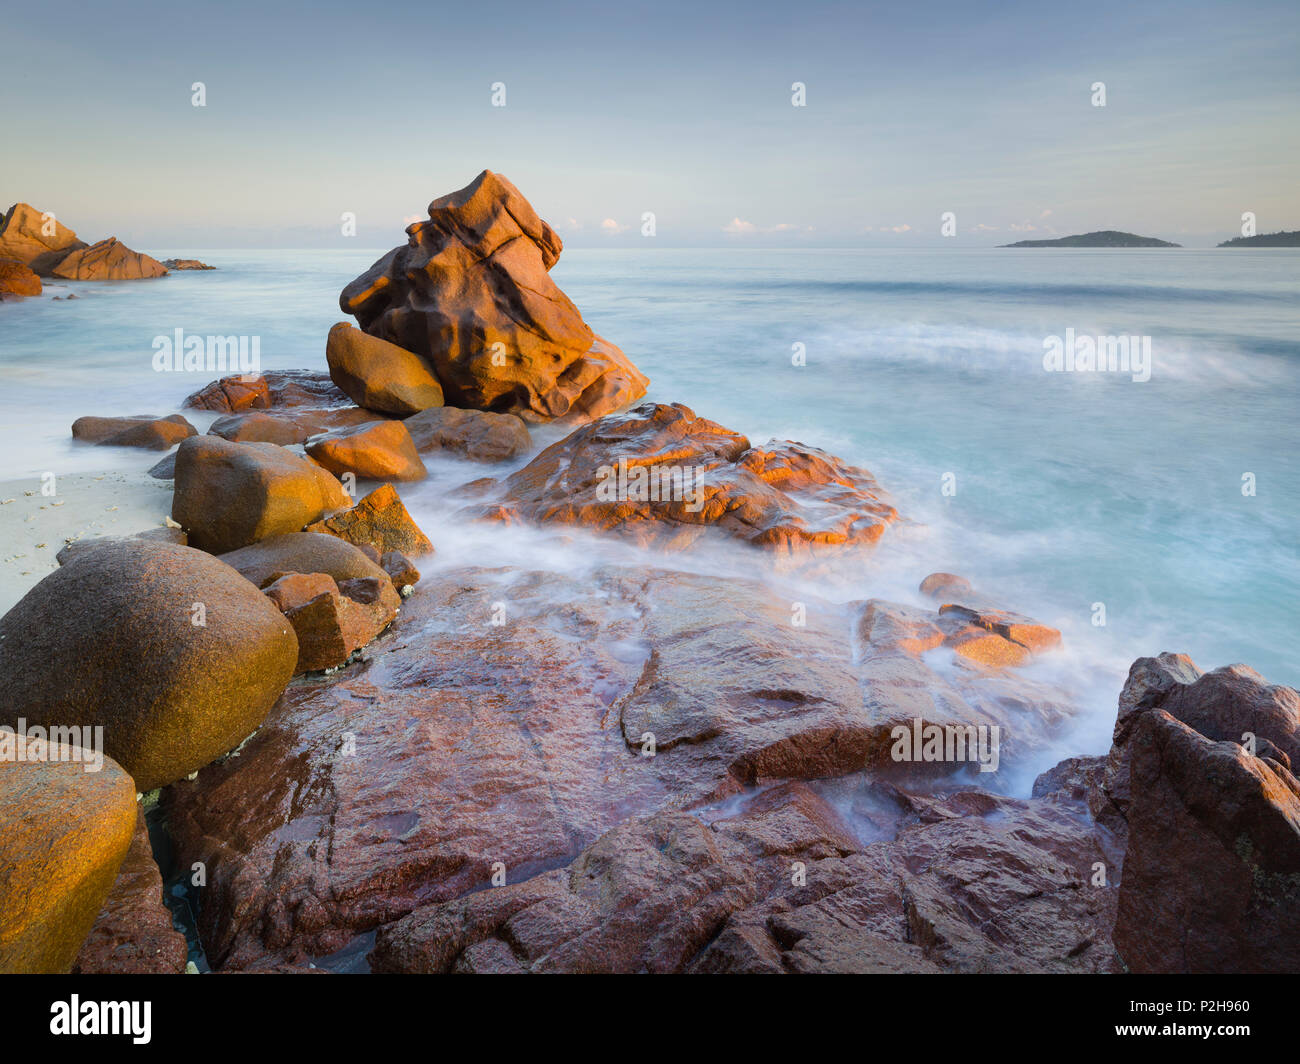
52,237,167,280
0,748,138,973
72,413,197,450
1102,656,1300,972
326,322,444,415
72,808,188,974
339,170,647,423
405,405,530,463
171,436,350,553
469,402,899,559
0,203,86,275
305,420,427,482
0,257,41,297
0,540,299,791
303,484,434,557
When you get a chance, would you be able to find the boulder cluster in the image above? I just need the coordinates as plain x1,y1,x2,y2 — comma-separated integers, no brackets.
3,173,1295,975
0,202,169,291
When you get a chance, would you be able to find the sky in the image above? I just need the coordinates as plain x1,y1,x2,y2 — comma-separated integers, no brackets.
1,0,1297,248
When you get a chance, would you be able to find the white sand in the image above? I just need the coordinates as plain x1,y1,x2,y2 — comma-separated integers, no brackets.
0,470,174,616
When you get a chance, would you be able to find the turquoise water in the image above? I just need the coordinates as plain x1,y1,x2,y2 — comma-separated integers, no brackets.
2,247,1296,707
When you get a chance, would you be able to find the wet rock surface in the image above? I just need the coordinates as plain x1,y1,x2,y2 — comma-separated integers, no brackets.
161,563,1081,970
468,402,900,559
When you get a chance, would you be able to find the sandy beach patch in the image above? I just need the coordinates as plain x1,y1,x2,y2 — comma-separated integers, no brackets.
0,471,174,616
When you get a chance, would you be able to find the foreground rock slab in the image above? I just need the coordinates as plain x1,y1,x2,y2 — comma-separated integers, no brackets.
0,749,137,973
184,370,351,413
162,564,1080,969
340,170,647,423
0,540,298,791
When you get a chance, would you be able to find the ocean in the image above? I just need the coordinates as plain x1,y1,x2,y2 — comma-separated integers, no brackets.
3,246,1296,784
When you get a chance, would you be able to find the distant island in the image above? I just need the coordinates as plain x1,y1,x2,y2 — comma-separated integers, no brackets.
1000,230,1180,248
1217,230,1300,247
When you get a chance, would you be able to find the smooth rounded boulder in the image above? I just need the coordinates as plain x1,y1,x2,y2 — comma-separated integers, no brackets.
72,413,197,450
172,435,351,553
305,420,427,482
0,540,299,791
218,531,395,588
0,749,138,973
326,321,445,415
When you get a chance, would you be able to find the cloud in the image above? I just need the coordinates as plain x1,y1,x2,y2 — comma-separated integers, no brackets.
971,223,999,232
1009,222,1038,232
724,218,801,235
600,218,629,234
1039,209,1053,219
888,223,911,233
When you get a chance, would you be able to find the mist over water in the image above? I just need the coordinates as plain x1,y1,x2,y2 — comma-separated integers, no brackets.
2,246,1296,783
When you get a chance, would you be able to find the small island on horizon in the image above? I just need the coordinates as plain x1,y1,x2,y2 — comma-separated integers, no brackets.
1217,230,1300,247
1000,230,1181,248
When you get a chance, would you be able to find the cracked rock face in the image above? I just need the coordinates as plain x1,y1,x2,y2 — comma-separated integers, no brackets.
339,171,648,423
160,564,1078,970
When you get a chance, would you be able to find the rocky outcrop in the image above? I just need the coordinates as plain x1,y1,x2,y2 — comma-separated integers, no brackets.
72,809,188,974
0,203,86,275
72,413,197,450
305,420,427,482
405,405,530,463
303,484,434,558
0,540,298,792
339,170,647,423
468,402,899,560
1103,657,1300,972
52,237,167,280
161,563,1080,969
184,370,351,413
0,257,41,297
0,748,138,974
162,258,214,270
326,322,444,415
171,436,350,553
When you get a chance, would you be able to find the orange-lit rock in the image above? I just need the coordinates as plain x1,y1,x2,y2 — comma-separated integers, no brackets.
468,401,898,558
340,171,647,423
52,237,166,280
305,420,427,482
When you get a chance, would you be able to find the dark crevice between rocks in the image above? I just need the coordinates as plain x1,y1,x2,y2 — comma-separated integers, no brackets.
144,796,210,972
